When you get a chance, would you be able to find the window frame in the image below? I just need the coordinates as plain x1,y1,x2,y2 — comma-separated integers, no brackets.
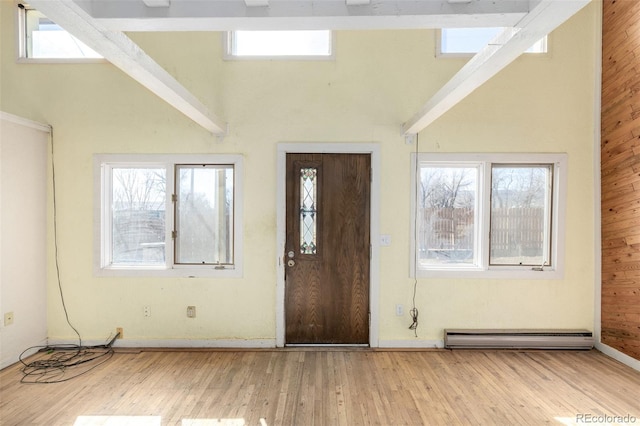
94,154,244,278
173,163,236,267
223,30,335,61
410,153,567,280
435,28,549,58
16,3,105,63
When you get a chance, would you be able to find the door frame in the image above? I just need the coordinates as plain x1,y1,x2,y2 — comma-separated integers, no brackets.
276,143,380,347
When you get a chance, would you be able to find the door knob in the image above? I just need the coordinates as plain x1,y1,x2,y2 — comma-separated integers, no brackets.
287,259,295,267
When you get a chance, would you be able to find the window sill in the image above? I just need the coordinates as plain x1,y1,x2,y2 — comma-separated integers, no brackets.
222,54,335,61
414,267,563,280
17,57,107,64
94,266,242,278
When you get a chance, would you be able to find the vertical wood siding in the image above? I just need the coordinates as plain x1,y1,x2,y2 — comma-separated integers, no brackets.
601,0,640,360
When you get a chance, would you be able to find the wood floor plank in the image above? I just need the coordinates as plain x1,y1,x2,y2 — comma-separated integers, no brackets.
1,348,640,426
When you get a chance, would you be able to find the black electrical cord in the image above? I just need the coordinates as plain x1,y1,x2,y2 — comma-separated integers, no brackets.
50,126,83,347
408,268,419,336
409,133,420,337
15,126,119,384
18,334,119,384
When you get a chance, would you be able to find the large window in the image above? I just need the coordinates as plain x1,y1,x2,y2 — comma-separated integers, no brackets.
437,28,547,57
18,5,102,61
224,30,333,59
95,155,243,277
411,153,566,279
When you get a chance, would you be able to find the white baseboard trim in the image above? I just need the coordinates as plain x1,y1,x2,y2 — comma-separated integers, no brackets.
48,338,277,349
378,339,445,349
596,342,640,372
1,338,48,370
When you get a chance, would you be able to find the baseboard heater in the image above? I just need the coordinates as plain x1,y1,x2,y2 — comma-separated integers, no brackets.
444,329,594,350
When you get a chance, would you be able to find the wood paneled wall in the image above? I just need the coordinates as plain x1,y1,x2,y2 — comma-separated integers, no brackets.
601,0,640,361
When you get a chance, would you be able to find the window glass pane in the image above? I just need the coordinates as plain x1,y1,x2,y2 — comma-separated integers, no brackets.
440,28,546,54
24,8,102,59
490,165,552,266
418,166,477,267
300,167,318,255
231,30,332,57
111,168,166,265
176,165,234,265
442,27,503,54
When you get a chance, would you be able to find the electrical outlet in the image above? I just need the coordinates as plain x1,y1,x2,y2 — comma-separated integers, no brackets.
144,306,150,317
116,327,123,339
187,306,196,318
396,304,404,316
4,312,14,326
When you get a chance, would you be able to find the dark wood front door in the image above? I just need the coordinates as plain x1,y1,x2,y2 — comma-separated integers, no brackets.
285,153,371,344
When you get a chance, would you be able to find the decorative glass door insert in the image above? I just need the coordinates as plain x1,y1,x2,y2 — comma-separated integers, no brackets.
300,167,318,254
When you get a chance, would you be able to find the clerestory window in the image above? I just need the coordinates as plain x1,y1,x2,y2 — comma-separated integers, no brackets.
437,27,547,57
224,30,333,60
17,4,102,61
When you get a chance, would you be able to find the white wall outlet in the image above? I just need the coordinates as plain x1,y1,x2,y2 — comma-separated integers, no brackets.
187,306,196,318
144,306,150,317
396,304,404,316
4,312,14,326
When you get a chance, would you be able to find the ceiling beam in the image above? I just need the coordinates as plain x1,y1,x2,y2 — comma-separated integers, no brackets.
244,0,269,6
142,0,171,7
28,0,227,135
345,0,371,6
89,0,530,31
402,0,591,135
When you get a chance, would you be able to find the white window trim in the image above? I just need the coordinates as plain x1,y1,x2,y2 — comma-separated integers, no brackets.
93,154,244,278
222,31,335,61
410,152,567,280
435,28,549,59
15,3,106,64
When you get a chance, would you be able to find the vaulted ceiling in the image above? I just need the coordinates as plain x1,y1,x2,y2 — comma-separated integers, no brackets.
27,0,592,136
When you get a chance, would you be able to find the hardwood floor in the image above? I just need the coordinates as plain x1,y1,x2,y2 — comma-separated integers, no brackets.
1,348,639,425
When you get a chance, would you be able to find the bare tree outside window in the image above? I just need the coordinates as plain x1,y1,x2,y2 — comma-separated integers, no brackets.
418,166,477,266
111,168,166,265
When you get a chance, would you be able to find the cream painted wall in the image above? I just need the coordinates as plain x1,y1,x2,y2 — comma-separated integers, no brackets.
0,1,598,346
0,113,49,367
